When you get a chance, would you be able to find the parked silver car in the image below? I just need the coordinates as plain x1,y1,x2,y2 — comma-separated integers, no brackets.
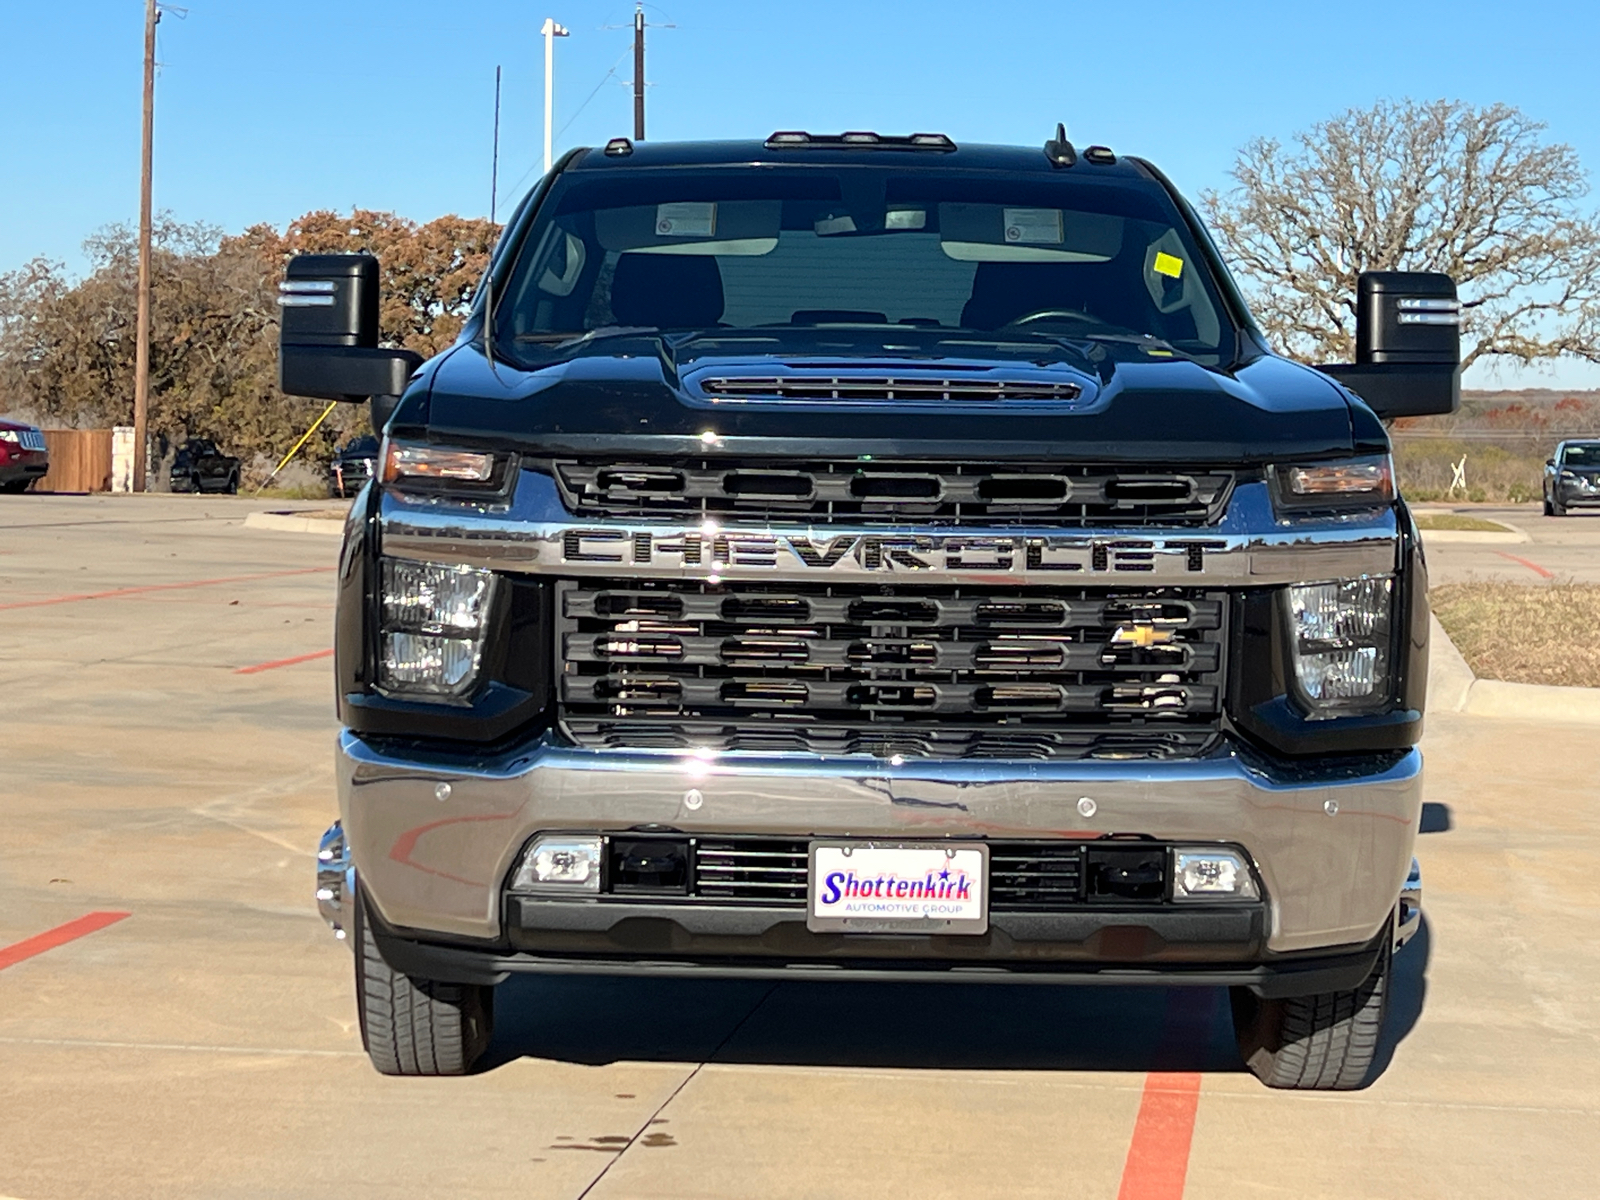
1543,440,1600,516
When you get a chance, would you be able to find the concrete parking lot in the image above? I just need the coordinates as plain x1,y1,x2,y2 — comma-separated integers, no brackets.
2,494,1597,1200
1421,501,1600,584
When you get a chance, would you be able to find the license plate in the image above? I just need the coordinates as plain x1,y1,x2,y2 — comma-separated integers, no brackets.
807,842,988,935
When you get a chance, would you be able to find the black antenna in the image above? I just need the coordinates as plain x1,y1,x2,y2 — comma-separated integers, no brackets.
1044,121,1077,168
485,65,502,369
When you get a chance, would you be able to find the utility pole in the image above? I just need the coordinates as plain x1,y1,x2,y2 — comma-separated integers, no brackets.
541,18,569,174
632,4,645,140
133,0,158,492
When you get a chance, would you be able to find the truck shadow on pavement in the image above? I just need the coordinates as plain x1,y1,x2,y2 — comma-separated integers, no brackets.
488,976,1243,1072
487,921,1431,1077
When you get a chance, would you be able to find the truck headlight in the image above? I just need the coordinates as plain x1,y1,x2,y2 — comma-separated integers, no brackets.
379,559,496,697
1171,848,1259,900
1272,455,1394,512
1286,577,1394,716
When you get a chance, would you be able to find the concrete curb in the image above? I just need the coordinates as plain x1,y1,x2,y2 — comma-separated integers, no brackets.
1428,613,1600,723
244,511,345,536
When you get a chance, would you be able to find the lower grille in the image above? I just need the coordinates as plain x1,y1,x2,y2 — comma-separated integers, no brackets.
695,839,808,903
558,579,1225,759
563,720,1218,761
594,837,1127,911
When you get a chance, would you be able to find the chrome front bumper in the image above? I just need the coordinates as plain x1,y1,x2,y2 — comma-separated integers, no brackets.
330,731,1423,956
316,822,354,940
1395,856,1423,950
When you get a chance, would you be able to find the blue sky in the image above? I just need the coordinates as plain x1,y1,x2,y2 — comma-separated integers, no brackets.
4,0,1598,387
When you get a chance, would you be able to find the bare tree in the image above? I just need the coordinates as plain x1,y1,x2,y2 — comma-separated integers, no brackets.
1202,99,1600,370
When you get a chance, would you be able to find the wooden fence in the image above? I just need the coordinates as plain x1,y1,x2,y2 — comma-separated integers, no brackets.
29,430,113,493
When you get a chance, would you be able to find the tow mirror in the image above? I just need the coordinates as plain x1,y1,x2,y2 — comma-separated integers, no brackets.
1316,271,1461,419
278,254,422,429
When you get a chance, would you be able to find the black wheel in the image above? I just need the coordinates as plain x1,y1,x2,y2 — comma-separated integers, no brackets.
0,479,30,494
354,888,494,1076
1544,498,1554,516
1231,938,1389,1090
224,472,239,495
1552,499,1568,517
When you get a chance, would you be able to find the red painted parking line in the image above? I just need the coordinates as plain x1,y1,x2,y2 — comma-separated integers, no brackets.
1116,990,1219,1200
234,648,334,675
1493,550,1555,579
0,566,336,612
1117,1072,1203,1200
0,912,131,972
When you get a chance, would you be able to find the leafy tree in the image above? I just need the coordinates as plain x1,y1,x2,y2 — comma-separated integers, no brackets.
244,209,497,357
1202,99,1600,370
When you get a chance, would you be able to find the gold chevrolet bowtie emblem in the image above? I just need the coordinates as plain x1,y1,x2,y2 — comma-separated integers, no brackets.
1110,625,1176,648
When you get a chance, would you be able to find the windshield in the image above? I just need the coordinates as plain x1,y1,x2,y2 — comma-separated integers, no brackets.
1562,443,1600,467
496,167,1235,365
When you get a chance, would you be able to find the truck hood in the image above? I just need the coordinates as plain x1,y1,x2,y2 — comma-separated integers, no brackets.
403,328,1366,464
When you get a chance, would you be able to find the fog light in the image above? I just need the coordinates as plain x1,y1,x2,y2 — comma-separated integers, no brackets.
1172,848,1258,901
510,835,603,893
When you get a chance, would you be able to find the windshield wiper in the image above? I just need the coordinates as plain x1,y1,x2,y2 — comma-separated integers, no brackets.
512,325,662,350
1052,331,1199,362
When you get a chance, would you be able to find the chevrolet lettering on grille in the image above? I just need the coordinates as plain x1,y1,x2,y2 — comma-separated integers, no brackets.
562,529,1231,577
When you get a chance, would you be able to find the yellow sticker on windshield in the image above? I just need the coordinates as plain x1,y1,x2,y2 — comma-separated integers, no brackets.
1153,252,1184,279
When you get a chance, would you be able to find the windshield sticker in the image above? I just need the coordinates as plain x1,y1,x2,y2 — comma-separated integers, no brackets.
1002,208,1063,245
656,202,717,238
1153,251,1185,279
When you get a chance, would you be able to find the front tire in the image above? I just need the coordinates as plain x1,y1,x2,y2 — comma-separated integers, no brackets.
354,890,494,1076
1230,939,1389,1090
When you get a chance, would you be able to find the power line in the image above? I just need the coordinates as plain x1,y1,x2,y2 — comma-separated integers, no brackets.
495,45,631,211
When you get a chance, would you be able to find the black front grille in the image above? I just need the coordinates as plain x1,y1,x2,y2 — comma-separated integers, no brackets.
557,580,1225,758
549,459,1233,526
590,836,1142,911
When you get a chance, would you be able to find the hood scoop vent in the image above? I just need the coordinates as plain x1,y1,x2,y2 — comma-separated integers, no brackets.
692,364,1088,412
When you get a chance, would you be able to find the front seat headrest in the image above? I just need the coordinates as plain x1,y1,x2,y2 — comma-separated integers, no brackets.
609,253,725,329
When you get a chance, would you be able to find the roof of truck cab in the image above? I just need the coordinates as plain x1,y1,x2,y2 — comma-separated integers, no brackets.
567,139,1157,178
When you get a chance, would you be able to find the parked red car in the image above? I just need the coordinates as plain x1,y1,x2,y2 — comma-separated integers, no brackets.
0,418,48,493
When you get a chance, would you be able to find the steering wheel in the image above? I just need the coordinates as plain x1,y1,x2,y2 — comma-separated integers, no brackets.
1003,309,1103,329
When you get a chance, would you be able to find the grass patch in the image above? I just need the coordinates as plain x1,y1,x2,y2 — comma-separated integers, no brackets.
1431,582,1600,688
1395,440,1545,503
1411,512,1516,532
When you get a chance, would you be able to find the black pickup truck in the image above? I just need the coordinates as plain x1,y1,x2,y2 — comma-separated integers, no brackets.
282,129,1457,1088
168,438,241,494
